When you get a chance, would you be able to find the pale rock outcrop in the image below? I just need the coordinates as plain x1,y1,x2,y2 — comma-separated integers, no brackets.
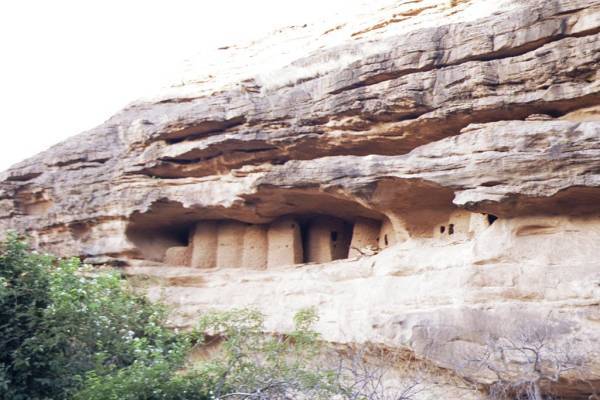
2,0,600,397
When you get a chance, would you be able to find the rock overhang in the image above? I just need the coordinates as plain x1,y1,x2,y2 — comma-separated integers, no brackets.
2,0,600,397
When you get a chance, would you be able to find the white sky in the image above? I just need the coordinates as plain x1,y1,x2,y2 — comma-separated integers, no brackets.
0,0,350,172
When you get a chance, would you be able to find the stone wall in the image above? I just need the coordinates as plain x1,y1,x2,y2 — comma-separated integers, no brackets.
164,211,498,268
349,218,381,257
165,215,380,268
190,222,218,268
216,221,245,268
175,217,307,269
267,217,303,268
164,246,189,266
242,224,269,270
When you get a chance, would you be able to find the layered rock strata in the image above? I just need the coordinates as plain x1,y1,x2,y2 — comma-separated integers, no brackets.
2,0,600,397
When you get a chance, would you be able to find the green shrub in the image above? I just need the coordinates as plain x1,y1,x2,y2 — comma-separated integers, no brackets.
0,233,54,399
72,360,210,400
0,233,207,400
194,307,337,399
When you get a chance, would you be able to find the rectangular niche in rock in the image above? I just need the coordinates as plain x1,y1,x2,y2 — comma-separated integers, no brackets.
304,216,353,263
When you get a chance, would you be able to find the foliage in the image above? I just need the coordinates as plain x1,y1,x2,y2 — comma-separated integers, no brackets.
0,233,53,399
72,360,210,400
194,307,337,400
0,233,206,400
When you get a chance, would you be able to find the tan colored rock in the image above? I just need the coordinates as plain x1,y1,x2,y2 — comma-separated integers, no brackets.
267,218,303,268
432,210,489,241
216,221,245,269
2,0,600,397
561,105,600,122
378,218,398,249
124,214,600,393
190,222,218,268
164,246,190,266
241,224,268,270
348,217,381,257
305,216,351,263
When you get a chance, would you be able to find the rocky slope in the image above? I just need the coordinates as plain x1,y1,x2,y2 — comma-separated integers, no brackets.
2,0,600,397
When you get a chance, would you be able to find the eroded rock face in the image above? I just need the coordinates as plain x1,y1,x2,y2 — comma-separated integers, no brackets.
2,0,600,397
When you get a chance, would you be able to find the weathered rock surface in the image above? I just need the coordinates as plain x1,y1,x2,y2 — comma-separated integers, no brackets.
2,0,600,397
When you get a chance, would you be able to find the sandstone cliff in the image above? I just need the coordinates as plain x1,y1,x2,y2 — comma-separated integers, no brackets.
2,0,600,397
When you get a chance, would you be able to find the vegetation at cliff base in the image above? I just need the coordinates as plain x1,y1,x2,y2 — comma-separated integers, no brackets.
0,234,376,400
0,233,208,400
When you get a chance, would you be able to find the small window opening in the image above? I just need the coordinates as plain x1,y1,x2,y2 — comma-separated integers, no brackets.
384,234,389,246
486,214,498,225
448,224,455,235
440,226,446,234
331,231,338,242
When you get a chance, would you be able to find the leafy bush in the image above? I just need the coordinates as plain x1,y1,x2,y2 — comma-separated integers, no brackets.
75,308,333,400
0,234,54,399
72,360,210,400
194,307,337,399
0,233,206,400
